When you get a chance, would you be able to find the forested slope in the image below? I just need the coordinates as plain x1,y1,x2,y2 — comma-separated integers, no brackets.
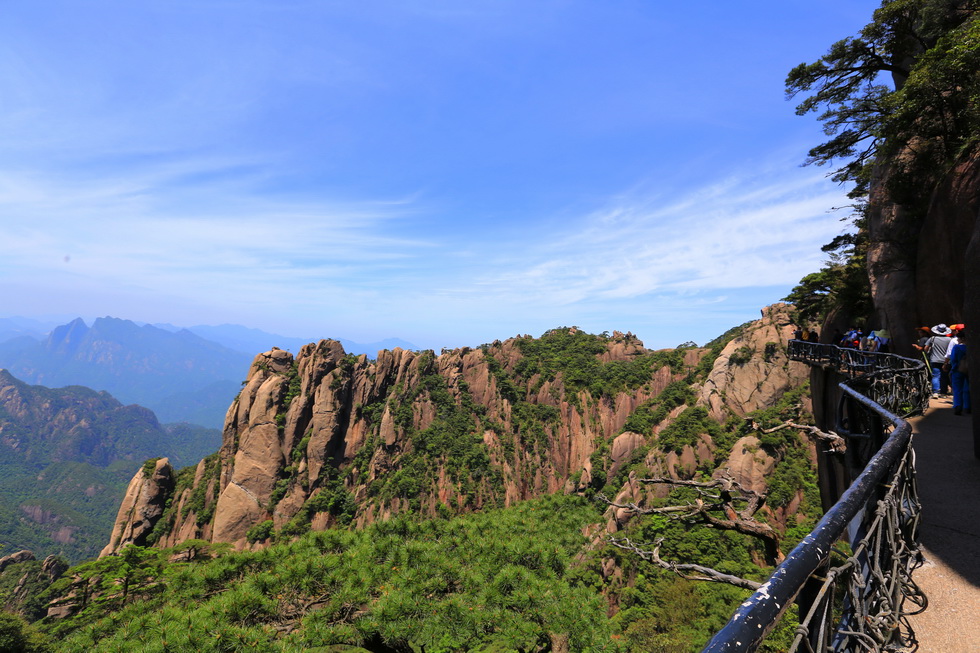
0,371,219,562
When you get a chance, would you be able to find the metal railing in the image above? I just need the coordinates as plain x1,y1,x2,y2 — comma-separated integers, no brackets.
702,340,930,652
785,341,931,419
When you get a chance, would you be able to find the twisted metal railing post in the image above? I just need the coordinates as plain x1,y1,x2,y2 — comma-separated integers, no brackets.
702,340,929,652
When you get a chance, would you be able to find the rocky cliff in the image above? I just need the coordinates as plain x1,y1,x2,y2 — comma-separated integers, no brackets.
99,458,175,556
864,142,980,448
700,304,810,422
102,307,811,555
0,550,68,620
866,145,980,354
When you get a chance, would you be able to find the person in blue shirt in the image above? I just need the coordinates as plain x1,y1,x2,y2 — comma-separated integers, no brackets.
841,327,862,348
948,329,970,415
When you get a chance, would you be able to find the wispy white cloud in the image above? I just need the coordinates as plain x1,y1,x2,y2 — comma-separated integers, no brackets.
450,161,851,310
0,139,852,349
0,158,432,326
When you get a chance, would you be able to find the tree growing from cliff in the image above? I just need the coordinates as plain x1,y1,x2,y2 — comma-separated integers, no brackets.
604,391,832,594
782,213,872,324
783,0,979,325
786,0,978,194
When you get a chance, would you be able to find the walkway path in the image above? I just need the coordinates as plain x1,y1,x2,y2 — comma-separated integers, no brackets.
906,396,980,652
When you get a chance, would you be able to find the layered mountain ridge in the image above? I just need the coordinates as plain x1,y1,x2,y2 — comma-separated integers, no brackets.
0,316,422,429
0,317,252,428
102,304,810,555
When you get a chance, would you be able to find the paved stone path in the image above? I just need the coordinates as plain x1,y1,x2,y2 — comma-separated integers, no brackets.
906,396,980,652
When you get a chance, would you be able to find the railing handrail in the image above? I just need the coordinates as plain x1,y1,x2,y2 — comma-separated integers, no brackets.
702,339,929,652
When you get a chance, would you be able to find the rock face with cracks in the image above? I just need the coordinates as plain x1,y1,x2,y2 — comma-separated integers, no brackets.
100,458,175,556
699,304,810,422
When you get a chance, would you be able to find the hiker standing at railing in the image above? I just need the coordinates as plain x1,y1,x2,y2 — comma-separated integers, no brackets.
861,332,880,353
925,324,953,398
842,326,862,348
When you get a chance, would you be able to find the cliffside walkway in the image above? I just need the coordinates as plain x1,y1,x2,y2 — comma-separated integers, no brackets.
906,396,980,652
705,342,980,651
705,341,931,652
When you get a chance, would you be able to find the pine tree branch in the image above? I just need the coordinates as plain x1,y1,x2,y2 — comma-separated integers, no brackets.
598,494,702,517
600,470,784,564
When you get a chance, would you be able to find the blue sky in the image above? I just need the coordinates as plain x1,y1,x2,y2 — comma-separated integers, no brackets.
1,1,880,351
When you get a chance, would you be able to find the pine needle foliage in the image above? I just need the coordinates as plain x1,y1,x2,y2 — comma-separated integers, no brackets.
784,0,980,324
46,496,625,652
512,329,684,398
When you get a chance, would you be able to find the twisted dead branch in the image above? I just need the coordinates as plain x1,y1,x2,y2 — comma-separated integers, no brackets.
606,535,762,591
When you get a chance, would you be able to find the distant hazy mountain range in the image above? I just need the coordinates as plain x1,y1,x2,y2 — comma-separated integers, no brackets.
0,317,250,429
150,322,417,361
0,317,64,343
0,316,417,429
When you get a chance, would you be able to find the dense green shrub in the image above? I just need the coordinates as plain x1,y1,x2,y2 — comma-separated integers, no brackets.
140,458,161,478
622,381,695,436
48,496,629,652
727,346,754,367
513,329,685,398
0,611,52,652
245,520,274,543
656,406,724,454
282,361,302,410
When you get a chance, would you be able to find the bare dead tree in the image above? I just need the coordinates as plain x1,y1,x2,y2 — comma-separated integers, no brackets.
602,471,783,567
602,419,837,590
606,536,762,591
751,420,846,454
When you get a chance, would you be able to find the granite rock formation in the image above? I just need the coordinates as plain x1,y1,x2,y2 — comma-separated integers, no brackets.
0,550,35,573
699,304,810,422
100,458,175,556
101,308,811,555
0,550,68,620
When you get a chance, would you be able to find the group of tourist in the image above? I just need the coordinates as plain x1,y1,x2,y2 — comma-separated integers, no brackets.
792,322,970,416
792,327,820,343
822,326,893,353
914,323,970,415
